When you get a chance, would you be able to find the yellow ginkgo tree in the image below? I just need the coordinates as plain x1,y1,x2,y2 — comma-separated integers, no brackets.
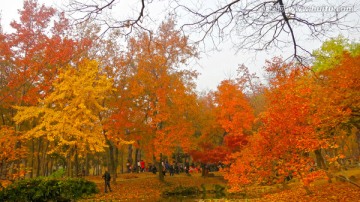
14,59,114,176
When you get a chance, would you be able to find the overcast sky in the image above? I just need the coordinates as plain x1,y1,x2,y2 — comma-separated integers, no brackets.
1,0,359,92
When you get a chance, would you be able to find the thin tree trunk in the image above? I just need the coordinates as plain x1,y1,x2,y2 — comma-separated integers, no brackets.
356,130,360,159
36,138,42,177
30,139,34,178
107,139,116,182
0,160,4,179
67,151,74,177
85,154,89,176
127,144,133,171
314,149,327,169
115,147,119,178
41,140,49,176
23,159,28,179
120,147,124,174
98,154,102,176
134,148,140,172
49,158,53,176
201,163,206,177
75,145,79,177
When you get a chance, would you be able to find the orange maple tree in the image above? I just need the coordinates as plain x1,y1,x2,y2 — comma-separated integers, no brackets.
215,80,254,151
191,79,254,167
222,49,360,194
105,19,199,173
224,58,327,193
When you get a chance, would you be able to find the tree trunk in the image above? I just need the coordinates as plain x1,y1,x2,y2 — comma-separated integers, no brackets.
94,157,97,176
127,144,133,165
115,147,119,178
41,140,49,176
85,154,89,176
23,159,28,179
75,145,79,177
201,163,206,177
0,160,4,179
120,146,124,174
49,158,53,176
30,139,34,178
107,139,117,183
96,154,101,176
314,149,327,169
36,138,42,177
356,130,360,159
67,154,72,177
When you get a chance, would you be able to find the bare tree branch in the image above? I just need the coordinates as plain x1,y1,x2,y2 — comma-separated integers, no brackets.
65,0,360,63
67,0,149,37
175,0,359,63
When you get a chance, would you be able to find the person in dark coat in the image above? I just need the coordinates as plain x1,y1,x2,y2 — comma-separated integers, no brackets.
102,170,112,193
185,160,190,175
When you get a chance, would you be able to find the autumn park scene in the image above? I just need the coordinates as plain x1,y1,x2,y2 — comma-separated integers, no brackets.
0,0,360,201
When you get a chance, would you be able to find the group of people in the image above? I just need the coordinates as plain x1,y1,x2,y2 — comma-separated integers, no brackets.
124,159,200,175
103,159,210,193
159,160,193,176
126,160,146,173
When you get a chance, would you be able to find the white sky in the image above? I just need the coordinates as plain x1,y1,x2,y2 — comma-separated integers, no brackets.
1,0,359,92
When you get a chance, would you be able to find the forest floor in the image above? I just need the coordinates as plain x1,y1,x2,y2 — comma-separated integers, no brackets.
79,167,360,201
1,168,359,201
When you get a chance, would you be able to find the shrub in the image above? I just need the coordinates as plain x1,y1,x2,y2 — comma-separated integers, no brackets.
48,168,65,179
0,177,98,202
162,185,200,197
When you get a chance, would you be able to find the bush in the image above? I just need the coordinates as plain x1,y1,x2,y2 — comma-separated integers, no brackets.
0,177,98,202
48,168,65,179
162,185,200,197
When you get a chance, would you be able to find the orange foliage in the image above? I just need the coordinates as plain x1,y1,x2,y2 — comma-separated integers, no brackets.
215,80,254,139
105,19,198,159
3,0,91,107
224,58,325,192
0,126,27,179
224,54,360,192
191,79,254,164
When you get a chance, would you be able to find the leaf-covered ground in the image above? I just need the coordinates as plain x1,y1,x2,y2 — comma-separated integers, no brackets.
1,169,359,201
260,182,360,202
78,168,360,201
82,172,227,201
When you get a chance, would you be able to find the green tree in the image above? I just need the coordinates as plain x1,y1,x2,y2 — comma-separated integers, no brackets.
312,35,360,72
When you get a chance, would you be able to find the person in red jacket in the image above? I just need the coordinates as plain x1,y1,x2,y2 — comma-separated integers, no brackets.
140,160,145,172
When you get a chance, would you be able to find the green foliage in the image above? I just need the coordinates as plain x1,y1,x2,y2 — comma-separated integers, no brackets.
48,168,65,179
214,184,226,198
0,177,98,202
312,35,360,72
162,185,200,197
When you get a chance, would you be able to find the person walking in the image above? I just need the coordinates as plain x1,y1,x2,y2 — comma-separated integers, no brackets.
185,160,190,175
169,163,175,176
102,170,112,193
137,160,141,173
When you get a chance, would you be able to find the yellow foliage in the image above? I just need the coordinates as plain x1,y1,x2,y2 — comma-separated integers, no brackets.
14,59,114,156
